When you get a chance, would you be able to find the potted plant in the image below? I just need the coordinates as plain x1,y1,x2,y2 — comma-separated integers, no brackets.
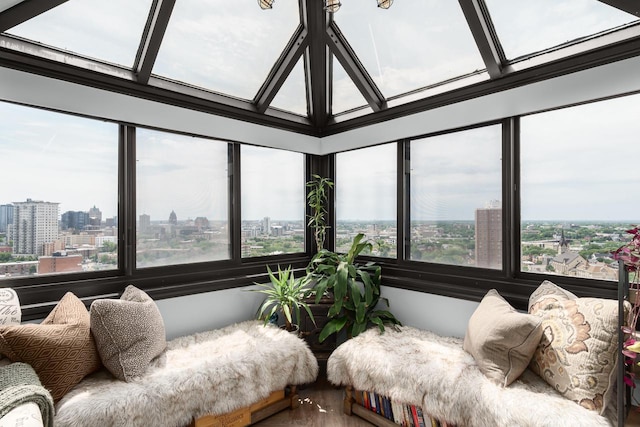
306,174,334,253
613,226,640,387
253,265,315,333
306,233,401,342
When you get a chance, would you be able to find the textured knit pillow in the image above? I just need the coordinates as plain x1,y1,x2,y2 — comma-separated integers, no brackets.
528,280,578,312
0,292,101,401
463,289,543,387
528,281,619,414
90,285,166,381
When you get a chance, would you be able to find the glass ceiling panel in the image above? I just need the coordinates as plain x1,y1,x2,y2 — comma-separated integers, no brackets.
332,55,370,115
485,0,639,61
334,0,486,99
6,0,152,68
270,57,307,116
153,0,300,101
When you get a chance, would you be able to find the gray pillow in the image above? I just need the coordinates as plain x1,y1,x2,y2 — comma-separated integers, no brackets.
463,289,543,387
90,285,166,381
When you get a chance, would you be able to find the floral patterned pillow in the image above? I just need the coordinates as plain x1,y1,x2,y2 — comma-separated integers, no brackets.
528,281,619,414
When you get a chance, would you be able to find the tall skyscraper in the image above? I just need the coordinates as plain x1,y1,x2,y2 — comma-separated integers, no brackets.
139,214,151,233
0,204,13,233
262,217,271,235
475,200,502,269
13,199,59,256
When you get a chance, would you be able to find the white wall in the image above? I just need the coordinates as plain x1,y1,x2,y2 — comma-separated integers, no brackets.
155,286,265,340
153,285,477,340
381,286,478,338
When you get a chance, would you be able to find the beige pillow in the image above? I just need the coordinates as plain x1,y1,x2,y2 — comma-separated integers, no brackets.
528,280,577,312
90,285,166,381
463,289,543,387
0,292,101,401
528,281,619,414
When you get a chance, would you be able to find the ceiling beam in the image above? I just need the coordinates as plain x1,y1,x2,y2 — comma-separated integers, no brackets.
597,0,640,17
133,0,176,85
0,0,69,33
458,0,507,79
254,25,309,114
327,22,386,112
304,0,331,128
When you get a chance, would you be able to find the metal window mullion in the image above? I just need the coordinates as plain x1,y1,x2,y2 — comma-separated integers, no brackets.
121,125,137,277
502,117,517,278
326,22,386,112
133,0,176,84
458,0,507,79
255,25,309,113
231,143,242,263
0,0,69,33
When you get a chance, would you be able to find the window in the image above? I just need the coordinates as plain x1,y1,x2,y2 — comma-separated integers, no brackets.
520,94,640,281
410,125,502,269
336,143,397,258
0,102,118,279
136,129,230,268
241,145,304,257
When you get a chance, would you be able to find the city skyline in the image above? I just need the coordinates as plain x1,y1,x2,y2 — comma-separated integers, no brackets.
2,91,640,222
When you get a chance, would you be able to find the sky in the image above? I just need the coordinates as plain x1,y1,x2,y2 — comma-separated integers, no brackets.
1,1,639,223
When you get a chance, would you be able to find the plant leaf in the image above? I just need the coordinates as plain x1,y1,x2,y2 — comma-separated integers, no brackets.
319,317,347,342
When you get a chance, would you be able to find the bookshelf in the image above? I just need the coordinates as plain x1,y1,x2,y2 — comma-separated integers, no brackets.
343,386,452,427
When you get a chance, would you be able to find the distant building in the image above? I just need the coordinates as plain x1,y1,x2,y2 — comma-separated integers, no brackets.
194,217,210,230
88,205,102,226
0,204,13,233
38,253,83,274
139,214,151,233
61,210,90,231
475,201,502,269
271,225,284,237
169,210,177,225
549,230,588,275
12,199,59,256
262,217,271,235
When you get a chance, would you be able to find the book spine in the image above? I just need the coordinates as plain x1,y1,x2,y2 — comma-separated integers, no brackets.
415,406,427,427
411,405,420,427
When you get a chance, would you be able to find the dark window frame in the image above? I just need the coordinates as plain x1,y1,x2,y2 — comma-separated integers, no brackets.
6,92,631,320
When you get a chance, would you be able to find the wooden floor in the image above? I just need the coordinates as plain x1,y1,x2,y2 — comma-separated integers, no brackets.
253,374,374,427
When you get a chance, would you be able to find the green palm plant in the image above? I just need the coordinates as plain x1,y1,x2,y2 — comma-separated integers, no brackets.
306,174,334,253
253,265,315,332
307,233,401,342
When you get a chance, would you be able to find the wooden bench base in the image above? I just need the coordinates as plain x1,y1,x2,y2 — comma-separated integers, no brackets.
191,386,298,427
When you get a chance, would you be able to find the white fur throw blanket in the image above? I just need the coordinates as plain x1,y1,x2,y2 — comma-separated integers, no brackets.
328,326,616,427
55,320,318,427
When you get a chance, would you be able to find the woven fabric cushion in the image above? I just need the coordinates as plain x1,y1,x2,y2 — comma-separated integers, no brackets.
0,292,101,402
527,280,578,312
528,281,619,414
463,289,543,387
90,285,166,381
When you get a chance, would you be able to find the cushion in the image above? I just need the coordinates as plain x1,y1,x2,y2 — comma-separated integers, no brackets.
463,289,543,386
0,292,101,402
528,281,619,414
90,285,166,381
528,280,577,312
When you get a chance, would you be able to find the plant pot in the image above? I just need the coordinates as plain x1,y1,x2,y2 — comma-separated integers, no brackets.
281,324,300,337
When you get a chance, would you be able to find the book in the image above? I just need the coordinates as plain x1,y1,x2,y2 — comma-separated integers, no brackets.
411,405,420,427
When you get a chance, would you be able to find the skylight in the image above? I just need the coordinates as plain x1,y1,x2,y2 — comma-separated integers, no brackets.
484,0,639,60
0,0,638,133
6,0,152,67
153,0,300,101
